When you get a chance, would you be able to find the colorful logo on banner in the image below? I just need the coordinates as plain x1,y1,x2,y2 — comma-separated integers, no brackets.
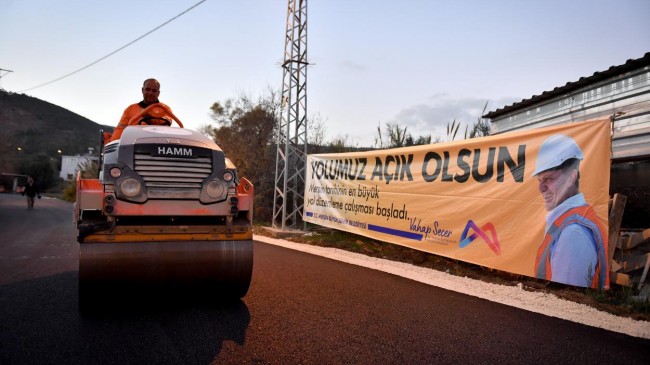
459,220,501,255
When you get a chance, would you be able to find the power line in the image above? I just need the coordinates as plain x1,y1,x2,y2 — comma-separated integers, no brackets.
20,0,207,93
0,68,14,89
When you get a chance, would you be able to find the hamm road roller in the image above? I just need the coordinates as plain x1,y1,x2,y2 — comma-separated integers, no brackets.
74,103,254,304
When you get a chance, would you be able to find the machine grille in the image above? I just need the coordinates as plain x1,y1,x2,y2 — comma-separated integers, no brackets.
134,153,212,188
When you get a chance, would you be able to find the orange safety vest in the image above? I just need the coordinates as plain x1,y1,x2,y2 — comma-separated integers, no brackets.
534,205,609,289
108,101,170,143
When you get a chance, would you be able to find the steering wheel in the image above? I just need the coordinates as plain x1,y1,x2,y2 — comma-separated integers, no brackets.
126,103,184,128
138,115,172,126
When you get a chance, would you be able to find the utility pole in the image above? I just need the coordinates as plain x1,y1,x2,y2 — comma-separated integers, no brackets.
0,68,14,89
273,0,308,230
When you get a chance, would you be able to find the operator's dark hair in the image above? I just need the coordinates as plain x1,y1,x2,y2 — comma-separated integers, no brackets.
142,78,160,88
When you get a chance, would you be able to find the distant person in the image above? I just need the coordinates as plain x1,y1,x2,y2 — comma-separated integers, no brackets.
107,78,173,142
22,176,41,210
532,134,609,289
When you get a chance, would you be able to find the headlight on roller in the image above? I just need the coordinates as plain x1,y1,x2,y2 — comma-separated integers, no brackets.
120,178,142,197
223,171,234,182
109,167,122,178
206,180,225,198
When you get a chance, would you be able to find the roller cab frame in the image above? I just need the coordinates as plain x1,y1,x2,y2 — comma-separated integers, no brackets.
75,104,254,301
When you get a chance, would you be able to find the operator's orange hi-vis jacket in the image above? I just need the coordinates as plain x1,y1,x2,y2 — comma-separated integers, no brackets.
107,101,172,143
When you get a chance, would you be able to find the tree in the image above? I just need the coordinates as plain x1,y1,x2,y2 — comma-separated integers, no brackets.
62,158,99,202
327,134,358,153
405,134,432,146
375,122,432,149
308,113,328,152
386,122,408,148
467,101,491,139
446,101,491,141
209,91,280,221
17,153,57,191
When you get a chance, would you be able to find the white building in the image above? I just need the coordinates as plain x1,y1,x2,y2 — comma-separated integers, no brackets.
484,52,649,160
483,52,650,227
60,155,99,180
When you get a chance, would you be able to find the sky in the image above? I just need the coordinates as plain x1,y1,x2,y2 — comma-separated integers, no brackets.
1,0,649,148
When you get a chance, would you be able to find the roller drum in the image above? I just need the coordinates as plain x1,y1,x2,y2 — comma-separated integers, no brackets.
79,240,253,302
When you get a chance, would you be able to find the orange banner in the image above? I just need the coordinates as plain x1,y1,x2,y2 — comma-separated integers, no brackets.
304,120,611,288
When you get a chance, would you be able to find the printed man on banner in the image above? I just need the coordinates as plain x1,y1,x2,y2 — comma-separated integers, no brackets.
533,134,609,289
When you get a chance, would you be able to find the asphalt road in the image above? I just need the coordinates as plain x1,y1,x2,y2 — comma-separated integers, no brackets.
1,193,649,364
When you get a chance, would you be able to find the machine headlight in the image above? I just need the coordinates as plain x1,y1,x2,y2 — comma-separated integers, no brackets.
206,180,225,198
109,167,122,178
223,171,234,182
120,178,142,197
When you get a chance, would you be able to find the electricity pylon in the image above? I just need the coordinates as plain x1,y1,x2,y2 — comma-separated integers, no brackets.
272,0,308,230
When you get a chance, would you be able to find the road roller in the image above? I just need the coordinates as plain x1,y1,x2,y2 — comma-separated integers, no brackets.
74,103,254,304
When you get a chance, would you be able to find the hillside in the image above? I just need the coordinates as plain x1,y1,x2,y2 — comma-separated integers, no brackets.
0,89,113,173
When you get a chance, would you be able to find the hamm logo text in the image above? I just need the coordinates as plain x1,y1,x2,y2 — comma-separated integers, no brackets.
157,147,192,157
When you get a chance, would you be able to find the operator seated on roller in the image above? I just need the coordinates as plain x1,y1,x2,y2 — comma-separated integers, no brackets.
106,78,173,143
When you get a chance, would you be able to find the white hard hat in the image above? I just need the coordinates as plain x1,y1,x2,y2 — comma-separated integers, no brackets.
532,134,584,176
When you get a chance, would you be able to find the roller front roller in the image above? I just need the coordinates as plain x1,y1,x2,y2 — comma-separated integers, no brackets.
75,103,255,308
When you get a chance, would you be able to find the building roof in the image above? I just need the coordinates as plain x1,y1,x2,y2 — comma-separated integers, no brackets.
483,52,650,119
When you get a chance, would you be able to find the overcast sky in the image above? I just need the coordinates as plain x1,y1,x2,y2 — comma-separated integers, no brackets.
1,0,649,148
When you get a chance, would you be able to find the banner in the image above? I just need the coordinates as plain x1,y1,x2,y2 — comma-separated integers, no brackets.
304,120,611,288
